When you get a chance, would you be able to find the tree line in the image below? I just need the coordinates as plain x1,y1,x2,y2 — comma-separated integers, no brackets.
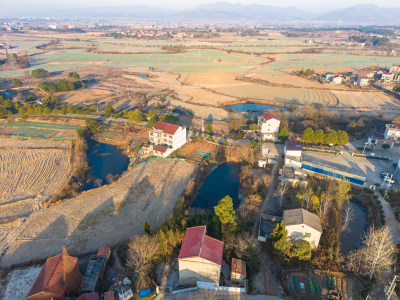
302,127,349,145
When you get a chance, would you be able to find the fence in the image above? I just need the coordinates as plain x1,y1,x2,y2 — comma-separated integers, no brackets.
197,281,247,293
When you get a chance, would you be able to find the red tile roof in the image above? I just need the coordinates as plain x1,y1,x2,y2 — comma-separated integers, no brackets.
104,291,115,300
154,121,180,135
142,144,151,148
28,254,79,299
97,247,111,259
154,145,168,153
178,226,224,266
262,113,279,121
76,293,99,300
396,123,400,130
231,258,246,276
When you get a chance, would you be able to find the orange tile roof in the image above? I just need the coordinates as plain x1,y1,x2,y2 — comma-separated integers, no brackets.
154,145,168,153
28,254,79,299
154,121,180,135
96,247,111,259
231,258,246,276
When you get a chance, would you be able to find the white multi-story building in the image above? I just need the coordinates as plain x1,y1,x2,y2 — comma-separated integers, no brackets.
258,113,280,141
384,123,400,141
148,121,187,157
283,208,322,249
357,77,370,86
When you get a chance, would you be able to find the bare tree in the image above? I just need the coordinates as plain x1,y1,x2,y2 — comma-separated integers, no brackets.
298,188,313,210
94,178,103,187
106,173,114,184
274,183,289,208
341,202,354,233
234,231,255,259
318,190,334,225
126,234,159,281
347,226,396,280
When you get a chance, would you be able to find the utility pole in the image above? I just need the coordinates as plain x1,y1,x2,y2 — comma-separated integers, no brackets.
385,275,398,300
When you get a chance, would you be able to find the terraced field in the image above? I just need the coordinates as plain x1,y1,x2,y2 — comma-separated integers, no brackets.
0,138,71,221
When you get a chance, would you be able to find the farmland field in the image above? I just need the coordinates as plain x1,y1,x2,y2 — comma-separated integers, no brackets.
0,138,71,220
0,159,196,266
1,33,400,116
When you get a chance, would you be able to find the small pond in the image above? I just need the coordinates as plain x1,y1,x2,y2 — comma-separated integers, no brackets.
192,163,241,210
226,103,290,112
340,202,368,255
133,74,149,79
83,141,130,191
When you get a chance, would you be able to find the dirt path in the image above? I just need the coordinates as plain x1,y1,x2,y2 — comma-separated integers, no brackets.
379,193,400,243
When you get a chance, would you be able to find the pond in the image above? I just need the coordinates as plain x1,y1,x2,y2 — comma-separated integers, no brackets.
83,141,130,191
226,103,290,112
192,163,241,210
340,202,368,255
133,74,149,78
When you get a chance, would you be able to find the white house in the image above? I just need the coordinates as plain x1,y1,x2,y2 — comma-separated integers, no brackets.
148,121,187,158
258,113,280,141
357,77,370,86
381,71,394,83
331,76,343,85
283,208,322,249
384,123,400,142
389,65,400,74
284,141,303,168
178,226,224,286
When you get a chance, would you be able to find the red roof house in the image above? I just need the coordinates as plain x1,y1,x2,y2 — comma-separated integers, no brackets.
153,121,180,135
262,113,279,121
28,254,82,300
178,226,224,286
231,258,246,284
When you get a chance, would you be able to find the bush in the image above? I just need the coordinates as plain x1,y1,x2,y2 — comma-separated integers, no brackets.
31,68,50,78
382,144,390,150
12,78,22,86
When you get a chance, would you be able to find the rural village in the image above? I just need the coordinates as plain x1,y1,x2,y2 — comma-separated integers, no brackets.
2,5,400,300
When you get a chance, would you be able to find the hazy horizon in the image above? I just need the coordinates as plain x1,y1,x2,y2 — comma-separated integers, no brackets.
2,0,400,16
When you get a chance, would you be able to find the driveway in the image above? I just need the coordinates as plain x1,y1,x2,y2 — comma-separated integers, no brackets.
379,193,400,244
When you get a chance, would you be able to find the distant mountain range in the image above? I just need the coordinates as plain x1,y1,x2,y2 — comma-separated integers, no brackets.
2,2,400,25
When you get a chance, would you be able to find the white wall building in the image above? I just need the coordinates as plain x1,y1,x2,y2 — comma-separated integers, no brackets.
178,226,224,286
148,121,187,157
357,77,370,86
258,113,280,141
384,123,400,141
283,208,322,249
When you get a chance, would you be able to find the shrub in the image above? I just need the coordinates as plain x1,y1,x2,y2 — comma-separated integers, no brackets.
31,68,50,78
382,144,390,150
12,78,22,86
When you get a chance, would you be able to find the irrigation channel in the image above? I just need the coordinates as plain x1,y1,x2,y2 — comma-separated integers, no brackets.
83,141,130,191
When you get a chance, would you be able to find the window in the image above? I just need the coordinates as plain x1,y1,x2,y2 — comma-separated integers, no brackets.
305,233,311,238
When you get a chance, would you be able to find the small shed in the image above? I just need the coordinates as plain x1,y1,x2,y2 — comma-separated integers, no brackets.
231,258,246,284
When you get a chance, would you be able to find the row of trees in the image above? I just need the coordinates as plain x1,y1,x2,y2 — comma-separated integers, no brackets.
302,127,349,145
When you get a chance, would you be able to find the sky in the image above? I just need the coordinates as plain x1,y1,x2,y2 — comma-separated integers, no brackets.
2,0,400,14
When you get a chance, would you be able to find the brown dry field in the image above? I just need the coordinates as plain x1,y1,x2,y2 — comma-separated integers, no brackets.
178,139,221,159
0,138,72,222
0,159,196,267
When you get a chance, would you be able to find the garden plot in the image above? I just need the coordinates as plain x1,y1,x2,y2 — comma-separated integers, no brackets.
0,159,196,267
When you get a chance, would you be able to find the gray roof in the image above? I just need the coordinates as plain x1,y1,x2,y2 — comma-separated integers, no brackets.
283,208,322,233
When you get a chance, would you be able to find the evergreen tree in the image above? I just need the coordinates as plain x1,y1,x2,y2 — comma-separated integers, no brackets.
277,127,289,142
214,195,237,235
324,130,338,145
314,129,325,145
302,127,315,144
271,221,291,257
291,240,312,260
337,130,349,145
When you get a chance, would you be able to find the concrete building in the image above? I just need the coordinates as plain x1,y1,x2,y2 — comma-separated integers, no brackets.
283,208,322,249
389,65,400,74
258,113,280,141
394,160,400,186
284,141,302,168
148,121,187,157
384,123,400,141
231,258,246,284
331,76,344,85
178,226,224,286
357,77,370,86
27,253,82,300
